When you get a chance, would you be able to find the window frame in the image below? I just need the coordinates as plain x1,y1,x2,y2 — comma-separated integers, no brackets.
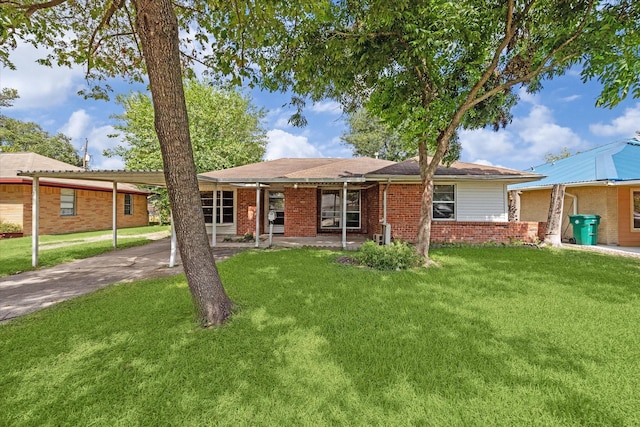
320,189,361,230
201,190,235,225
60,188,76,217
433,184,456,221
124,193,133,216
632,189,640,231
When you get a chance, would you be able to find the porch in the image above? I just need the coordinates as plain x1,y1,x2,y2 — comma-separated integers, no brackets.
211,234,368,251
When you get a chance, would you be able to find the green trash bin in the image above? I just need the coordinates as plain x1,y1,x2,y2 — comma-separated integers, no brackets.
569,214,601,245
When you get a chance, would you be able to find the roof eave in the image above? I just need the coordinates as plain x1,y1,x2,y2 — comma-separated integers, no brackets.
197,176,367,184
365,174,543,183
510,179,640,191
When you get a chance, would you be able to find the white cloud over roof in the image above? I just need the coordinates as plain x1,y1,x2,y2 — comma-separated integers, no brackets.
265,129,323,160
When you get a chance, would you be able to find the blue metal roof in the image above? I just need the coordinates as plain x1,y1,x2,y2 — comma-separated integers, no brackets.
509,139,640,189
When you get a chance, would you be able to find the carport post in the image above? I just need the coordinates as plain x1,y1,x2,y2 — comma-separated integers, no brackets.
112,182,117,248
31,176,40,267
342,182,347,250
255,183,261,248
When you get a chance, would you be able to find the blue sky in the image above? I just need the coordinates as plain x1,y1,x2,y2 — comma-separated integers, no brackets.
1,40,638,172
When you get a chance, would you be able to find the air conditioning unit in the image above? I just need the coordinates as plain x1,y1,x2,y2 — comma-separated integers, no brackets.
381,223,392,245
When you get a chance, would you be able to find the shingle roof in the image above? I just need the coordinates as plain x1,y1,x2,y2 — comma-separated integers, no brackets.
1,152,148,193
509,139,640,190
366,157,542,182
199,157,396,182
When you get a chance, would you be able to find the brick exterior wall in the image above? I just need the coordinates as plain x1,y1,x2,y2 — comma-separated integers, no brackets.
0,183,148,236
430,221,546,244
285,187,317,237
618,186,640,247
382,183,423,239
236,188,257,236
0,183,28,227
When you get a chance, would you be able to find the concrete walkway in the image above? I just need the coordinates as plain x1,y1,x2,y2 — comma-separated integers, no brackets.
0,238,244,323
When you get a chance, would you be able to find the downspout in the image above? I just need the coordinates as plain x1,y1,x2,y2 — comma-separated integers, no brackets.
382,179,391,244
565,192,578,215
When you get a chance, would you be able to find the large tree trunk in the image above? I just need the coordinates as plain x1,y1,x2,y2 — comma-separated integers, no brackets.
543,184,566,247
133,0,232,326
415,135,450,265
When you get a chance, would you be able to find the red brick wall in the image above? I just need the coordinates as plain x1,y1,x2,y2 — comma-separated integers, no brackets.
363,185,379,236
430,221,546,244
2,183,148,236
236,188,257,236
384,184,423,239
285,187,317,237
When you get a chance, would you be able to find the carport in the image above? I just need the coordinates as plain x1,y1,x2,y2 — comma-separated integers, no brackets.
16,169,180,268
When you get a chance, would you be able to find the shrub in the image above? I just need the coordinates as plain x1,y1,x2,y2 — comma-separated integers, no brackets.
0,221,22,233
353,240,422,271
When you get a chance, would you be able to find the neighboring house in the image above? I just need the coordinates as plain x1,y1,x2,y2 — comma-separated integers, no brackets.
0,152,149,236
198,157,543,244
509,139,640,247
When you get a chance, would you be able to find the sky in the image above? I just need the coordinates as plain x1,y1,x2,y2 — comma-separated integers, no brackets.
1,40,639,172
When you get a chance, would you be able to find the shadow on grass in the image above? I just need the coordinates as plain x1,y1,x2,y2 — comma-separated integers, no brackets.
1,248,637,425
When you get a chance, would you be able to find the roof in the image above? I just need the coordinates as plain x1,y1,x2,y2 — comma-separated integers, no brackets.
199,157,396,183
366,157,542,183
1,152,151,193
509,139,640,190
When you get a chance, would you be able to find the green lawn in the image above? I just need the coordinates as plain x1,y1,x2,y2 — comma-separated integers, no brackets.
1,247,639,426
0,225,170,276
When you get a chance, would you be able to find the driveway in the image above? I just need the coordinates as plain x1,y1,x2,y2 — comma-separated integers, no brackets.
0,239,243,323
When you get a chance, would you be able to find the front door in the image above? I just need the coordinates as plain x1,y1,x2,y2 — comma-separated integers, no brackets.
267,191,285,234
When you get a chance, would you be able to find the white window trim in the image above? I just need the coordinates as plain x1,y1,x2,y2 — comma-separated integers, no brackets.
433,184,456,221
632,188,640,232
124,193,133,216
320,188,361,229
60,188,76,217
201,189,236,225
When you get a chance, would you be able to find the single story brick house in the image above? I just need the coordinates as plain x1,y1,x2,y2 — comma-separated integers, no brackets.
198,156,544,245
0,152,149,236
509,139,640,247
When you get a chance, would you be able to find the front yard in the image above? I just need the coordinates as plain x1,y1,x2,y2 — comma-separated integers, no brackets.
1,247,638,426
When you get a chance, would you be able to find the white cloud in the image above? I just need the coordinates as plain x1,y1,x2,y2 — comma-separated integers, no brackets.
265,129,323,160
461,103,587,169
589,103,640,137
560,94,580,102
59,109,124,170
517,87,539,105
2,41,84,110
310,100,342,114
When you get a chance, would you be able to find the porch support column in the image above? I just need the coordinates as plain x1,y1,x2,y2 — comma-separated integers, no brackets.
112,182,118,248
211,184,217,247
342,182,347,250
255,183,261,248
31,176,40,267
169,211,177,267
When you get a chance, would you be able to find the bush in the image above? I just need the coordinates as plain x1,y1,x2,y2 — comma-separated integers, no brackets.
0,221,22,233
353,240,422,271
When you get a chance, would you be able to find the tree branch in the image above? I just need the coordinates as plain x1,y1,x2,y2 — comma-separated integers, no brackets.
24,0,68,17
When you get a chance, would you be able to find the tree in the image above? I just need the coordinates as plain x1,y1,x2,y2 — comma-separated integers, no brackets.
0,0,260,326
0,88,18,107
543,147,573,164
253,0,640,264
544,184,566,246
341,108,414,161
106,78,267,222
0,116,82,166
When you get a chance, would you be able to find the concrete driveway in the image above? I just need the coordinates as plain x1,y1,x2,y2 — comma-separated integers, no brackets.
0,239,242,323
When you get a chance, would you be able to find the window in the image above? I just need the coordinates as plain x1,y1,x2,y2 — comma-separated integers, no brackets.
320,189,360,229
124,194,133,215
201,191,234,224
633,190,640,230
433,185,455,220
60,188,76,216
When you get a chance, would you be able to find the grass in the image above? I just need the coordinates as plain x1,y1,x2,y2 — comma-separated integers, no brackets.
1,247,639,426
0,225,170,276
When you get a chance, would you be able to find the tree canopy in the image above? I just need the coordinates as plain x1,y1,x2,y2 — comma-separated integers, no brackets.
0,116,82,166
341,108,414,162
251,0,640,261
107,79,267,172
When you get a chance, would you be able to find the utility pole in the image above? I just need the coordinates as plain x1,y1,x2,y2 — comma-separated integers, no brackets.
82,139,90,170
